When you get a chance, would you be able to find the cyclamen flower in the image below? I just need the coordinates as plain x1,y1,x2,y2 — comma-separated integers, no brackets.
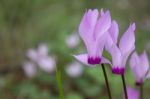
130,51,150,85
125,87,139,99
66,62,83,78
66,33,80,49
106,22,136,74
26,43,56,73
74,9,111,66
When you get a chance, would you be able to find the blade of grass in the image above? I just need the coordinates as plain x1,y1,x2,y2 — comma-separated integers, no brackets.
56,68,64,99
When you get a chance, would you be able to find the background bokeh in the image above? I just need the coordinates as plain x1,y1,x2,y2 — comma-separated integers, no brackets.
0,0,150,99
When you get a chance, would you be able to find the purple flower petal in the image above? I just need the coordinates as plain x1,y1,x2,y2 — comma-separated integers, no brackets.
94,10,111,40
73,54,94,67
105,20,119,52
101,57,111,64
79,9,98,42
95,32,108,57
130,52,139,69
110,44,122,67
100,9,104,16
119,23,136,55
105,33,114,52
109,20,119,44
79,9,98,56
126,87,139,99
145,70,150,79
130,52,143,83
139,51,149,75
121,45,135,66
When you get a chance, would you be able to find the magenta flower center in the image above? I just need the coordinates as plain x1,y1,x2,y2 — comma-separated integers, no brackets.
88,57,101,65
112,67,125,75
135,80,143,86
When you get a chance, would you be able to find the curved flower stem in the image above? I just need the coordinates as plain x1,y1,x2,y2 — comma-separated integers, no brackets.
101,64,112,99
140,83,143,99
56,69,64,99
121,74,128,99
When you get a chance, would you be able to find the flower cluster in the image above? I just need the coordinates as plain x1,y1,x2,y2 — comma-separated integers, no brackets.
23,43,56,78
73,8,150,99
74,9,135,75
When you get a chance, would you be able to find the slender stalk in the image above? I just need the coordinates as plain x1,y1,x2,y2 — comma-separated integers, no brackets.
101,64,112,99
140,83,143,99
121,74,128,99
56,69,64,99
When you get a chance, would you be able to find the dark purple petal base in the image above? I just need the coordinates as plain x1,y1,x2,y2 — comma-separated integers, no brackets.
112,67,125,75
135,81,143,86
88,57,101,65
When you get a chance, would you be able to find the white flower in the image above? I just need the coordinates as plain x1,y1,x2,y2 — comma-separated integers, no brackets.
66,33,80,48
38,43,49,58
66,62,83,78
37,56,56,73
26,48,38,62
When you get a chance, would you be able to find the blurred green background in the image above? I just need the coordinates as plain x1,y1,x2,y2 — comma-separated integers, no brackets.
0,0,150,99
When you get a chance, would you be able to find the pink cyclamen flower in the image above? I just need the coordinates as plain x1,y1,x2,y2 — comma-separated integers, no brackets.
106,22,136,74
125,87,139,99
66,62,83,78
74,9,111,66
130,51,150,85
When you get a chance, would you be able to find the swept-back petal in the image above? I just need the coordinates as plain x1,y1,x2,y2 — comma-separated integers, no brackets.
139,51,149,75
79,9,99,55
110,44,122,67
86,9,99,30
100,9,104,16
129,51,139,69
109,20,119,44
94,10,111,40
121,45,135,66
94,32,108,57
79,9,98,37
73,54,94,67
105,33,114,52
101,57,111,64
105,21,119,51
145,70,150,79
129,51,143,82
127,87,139,99
119,23,136,55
